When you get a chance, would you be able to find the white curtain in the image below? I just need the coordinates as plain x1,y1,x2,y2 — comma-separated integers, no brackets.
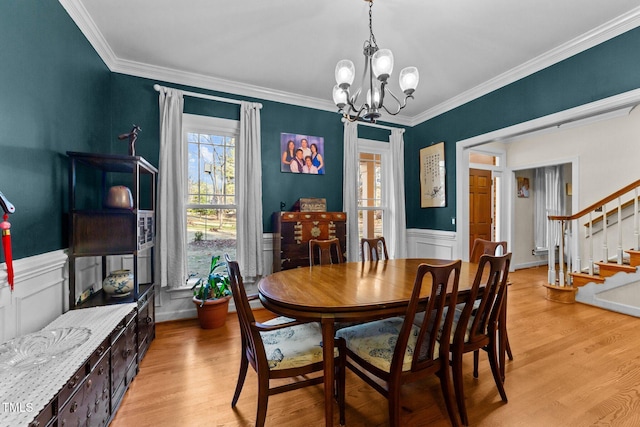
534,165,565,249
388,129,407,258
342,121,359,262
156,88,186,288
237,102,264,277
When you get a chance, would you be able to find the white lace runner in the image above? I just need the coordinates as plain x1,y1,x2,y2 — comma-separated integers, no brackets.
0,303,136,427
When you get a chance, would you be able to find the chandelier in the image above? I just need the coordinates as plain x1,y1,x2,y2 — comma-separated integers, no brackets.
332,0,419,122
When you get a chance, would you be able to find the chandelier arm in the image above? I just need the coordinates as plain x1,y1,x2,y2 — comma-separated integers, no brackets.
381,89,412,116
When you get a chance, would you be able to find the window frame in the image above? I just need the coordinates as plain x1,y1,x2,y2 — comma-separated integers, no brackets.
357,138,391,242
183,114,240,211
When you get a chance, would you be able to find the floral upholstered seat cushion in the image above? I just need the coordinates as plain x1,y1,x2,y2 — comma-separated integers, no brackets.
261,317,338,371
336,317,439,373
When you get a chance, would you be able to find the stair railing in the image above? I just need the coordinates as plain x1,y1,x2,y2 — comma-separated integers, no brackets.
548,179,640,286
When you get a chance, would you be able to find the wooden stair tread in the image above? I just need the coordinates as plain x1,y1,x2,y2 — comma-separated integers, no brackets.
569,272,605,287
625,249,640,267
593,262,637,277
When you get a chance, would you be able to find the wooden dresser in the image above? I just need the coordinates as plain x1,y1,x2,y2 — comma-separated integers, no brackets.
272,211,347,271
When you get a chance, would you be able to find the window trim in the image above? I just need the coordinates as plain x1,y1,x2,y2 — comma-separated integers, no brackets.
183,114,239,210
357,138,391,241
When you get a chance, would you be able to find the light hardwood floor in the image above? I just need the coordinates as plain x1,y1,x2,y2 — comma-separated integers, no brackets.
111,266,640,426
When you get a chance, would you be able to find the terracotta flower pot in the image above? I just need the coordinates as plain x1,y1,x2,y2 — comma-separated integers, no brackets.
193,295,231,329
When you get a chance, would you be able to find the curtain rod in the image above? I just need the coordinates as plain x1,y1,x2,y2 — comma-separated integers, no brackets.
341,117,404,133
153,84,262,109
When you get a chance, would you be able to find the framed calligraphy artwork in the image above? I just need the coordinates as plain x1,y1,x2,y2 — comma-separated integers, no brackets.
419,143,446,208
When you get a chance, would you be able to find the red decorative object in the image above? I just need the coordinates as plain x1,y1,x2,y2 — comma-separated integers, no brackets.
1,213,13,291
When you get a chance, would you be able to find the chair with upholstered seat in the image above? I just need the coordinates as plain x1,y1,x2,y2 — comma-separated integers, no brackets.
360,236,389,261
309,238,344,266
336,260,462,426
470,239,513,365
226,258,346,426
449,253,511,426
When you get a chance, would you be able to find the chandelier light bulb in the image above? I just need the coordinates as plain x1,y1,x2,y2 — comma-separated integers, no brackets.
332,85,347,109
366,87,381,108
372,49,394,81
399,67,419,95
335,60,355,89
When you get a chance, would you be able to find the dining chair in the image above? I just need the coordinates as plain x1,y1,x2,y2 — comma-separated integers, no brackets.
226,257,346,426
360,236,389,261
336,260,462,427
309,238,344,266
469,238,513,362
469,238,507,263
449,253,511,426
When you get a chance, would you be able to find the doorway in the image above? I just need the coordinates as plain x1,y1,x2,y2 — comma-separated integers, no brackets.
469,168,492,256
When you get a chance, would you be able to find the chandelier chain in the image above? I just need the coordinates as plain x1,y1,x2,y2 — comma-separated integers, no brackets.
368,0,377,49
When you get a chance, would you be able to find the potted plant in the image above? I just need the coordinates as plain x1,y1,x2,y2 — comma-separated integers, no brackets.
190,255,232,329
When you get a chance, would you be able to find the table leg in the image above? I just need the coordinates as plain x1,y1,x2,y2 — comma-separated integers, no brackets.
321,318,335,427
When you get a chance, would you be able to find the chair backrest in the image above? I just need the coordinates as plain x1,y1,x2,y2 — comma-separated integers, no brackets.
360,237,389,261
391,260,461,374
309,238,344,266
454,253,511,347
226,257,265,367
470,238,507,263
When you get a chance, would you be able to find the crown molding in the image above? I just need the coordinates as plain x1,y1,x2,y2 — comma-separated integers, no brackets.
111,57,412,127
409,6,640,126
60,0,640,129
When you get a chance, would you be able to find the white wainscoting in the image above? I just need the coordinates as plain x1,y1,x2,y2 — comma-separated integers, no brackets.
406,228,458,259
0,250,68,343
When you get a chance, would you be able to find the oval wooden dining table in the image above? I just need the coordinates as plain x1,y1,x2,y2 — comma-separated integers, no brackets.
258,258,485,427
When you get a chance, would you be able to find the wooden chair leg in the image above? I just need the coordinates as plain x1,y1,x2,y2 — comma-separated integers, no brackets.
452,354,469,426
473,350,480,378
336,338,346,426
232,352,249,407
256,375,270,427
388,383,401,427
438,365,460,427
487,340,508,403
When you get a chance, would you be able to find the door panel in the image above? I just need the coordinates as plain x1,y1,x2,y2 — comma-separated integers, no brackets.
469,168,492,256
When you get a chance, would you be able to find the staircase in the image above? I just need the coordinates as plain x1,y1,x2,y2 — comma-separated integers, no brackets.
546,180,640,315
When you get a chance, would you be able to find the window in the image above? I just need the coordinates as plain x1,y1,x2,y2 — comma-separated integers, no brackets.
357,139,390,258
183,114,239,278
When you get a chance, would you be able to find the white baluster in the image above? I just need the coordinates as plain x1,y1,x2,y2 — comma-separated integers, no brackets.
559,219,565,286
602,204,608,263
588,212,594,275
617,197,623,264
572,219,580,277
635,188,639,251
548,211,556,284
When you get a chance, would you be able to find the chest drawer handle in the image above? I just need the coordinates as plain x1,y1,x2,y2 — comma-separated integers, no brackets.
70,401,78,413
85,379,93,389
99,366,105,375
97,345,105,356
145,316,152,324
68,374,80,388
28,421,40,427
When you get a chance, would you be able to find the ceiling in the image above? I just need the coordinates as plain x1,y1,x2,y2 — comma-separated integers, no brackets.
61,0,640,126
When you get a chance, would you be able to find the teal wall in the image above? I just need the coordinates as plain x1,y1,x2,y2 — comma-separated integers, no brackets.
0,1,111,262
405,27,640,231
